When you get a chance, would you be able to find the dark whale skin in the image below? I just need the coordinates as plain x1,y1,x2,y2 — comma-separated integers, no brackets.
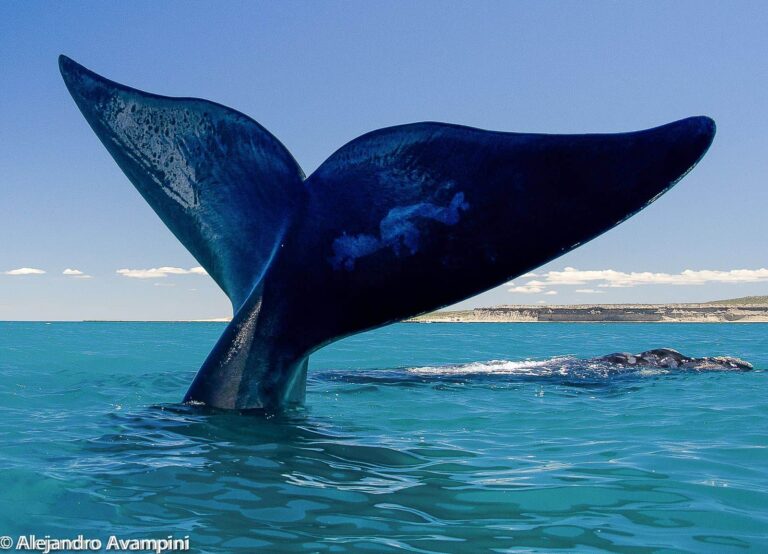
596,348,752,371
59,55,717,410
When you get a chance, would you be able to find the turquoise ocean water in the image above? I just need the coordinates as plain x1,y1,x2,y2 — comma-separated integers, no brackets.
0,322,766,552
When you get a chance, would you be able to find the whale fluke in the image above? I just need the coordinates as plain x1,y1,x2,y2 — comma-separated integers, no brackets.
59,55,716,410
58,55,304,312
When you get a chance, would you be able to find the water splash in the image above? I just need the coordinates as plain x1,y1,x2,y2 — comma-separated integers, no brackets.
317,348,753,387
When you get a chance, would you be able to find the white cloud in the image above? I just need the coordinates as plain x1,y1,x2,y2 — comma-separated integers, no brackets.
63,268,92,279
507,266,768,295
4,267,45,275
539,267,768,288
508,284,546,294
543,290,558,296
116,266,207,279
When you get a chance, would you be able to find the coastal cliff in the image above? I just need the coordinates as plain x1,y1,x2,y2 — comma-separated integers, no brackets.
410,302,768,323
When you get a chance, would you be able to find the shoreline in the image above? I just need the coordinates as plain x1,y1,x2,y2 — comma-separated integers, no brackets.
409,304,768,323
3,302,768,324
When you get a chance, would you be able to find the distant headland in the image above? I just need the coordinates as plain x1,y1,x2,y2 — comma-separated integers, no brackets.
409,296,768,323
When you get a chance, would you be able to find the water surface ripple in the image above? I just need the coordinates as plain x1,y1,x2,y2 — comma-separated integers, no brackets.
0,322,766,552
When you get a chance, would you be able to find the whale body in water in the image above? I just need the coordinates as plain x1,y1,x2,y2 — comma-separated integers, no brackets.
594,348,752,371
59,55,716,410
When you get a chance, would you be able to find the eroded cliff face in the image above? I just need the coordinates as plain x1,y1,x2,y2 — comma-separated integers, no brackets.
413,304,768,323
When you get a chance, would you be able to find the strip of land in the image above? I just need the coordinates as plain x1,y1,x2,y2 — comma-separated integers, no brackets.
409,296,768,323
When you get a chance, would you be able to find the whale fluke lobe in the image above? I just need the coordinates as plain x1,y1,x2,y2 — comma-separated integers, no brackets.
58,55,305,312
59,55,717,410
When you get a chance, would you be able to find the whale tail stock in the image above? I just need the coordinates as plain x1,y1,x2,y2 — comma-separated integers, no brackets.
59,55,716,410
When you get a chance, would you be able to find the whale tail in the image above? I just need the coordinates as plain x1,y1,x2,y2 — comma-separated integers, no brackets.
59,55,716,410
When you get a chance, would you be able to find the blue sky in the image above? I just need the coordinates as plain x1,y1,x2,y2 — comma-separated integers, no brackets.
1,1,767,320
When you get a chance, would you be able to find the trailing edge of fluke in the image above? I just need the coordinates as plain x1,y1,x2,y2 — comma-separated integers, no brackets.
59,54,716,411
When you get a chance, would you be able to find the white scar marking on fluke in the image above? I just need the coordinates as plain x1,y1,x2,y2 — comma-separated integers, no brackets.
330,191,470,271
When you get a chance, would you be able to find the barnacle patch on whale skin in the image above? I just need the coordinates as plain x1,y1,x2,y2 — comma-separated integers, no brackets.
329,192,470,271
